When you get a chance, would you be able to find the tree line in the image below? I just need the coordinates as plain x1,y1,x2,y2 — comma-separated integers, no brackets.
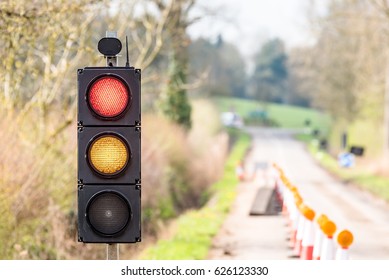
188,34,313,108
188,0,389,165
289,0,389,162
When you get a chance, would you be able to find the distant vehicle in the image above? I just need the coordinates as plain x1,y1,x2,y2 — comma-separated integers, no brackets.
221,112,244,128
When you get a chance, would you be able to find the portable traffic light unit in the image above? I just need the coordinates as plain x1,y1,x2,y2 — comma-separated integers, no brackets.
77,66,141,243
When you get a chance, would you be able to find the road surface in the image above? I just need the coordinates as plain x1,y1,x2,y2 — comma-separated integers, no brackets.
208,127,389,260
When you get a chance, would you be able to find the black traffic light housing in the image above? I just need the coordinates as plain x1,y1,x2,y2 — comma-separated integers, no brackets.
77,66,141,244
77,67,141,127
78,127,140,185
78,185,141,243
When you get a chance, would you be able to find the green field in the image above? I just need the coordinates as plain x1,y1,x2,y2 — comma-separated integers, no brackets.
213,97,331,134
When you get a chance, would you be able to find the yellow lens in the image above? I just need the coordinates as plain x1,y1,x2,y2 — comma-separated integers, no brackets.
89,135,129,175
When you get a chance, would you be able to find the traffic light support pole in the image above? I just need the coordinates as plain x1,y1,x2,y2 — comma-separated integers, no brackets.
105,30,119,261
107,243,119,260
105,31,118,67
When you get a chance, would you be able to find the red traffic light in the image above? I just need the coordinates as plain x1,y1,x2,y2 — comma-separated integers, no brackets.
88,76,130,118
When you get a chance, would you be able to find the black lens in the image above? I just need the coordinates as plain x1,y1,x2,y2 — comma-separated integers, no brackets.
87,192,130,235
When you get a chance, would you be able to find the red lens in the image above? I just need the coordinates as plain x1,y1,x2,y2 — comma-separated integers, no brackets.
88,76,129,118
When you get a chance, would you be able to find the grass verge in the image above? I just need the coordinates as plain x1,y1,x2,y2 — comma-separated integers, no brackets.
303,136,389,202
139,131,250,260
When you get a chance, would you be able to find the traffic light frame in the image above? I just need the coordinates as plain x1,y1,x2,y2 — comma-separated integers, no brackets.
77,66,141,244
78,127,140,185
78,185,140,243
78,67,140,127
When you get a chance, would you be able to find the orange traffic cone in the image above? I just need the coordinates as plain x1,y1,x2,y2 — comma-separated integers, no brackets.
336,230,354,260
283,183,294,216
313,214,328,260
320,220,337,260
235,161,244,181
272,164,282,196
289,204,298,249
275,173,285,209
281,186,289,217
289,192,303,249
294,204,306,257
301,207,315,260
282,183,292,219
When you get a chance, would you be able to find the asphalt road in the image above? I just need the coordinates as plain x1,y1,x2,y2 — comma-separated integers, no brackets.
208,127,389,260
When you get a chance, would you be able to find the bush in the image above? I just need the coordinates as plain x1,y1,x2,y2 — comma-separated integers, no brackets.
141,108,228,235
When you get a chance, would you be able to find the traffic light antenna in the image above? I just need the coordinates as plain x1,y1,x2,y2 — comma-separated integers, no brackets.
125,36,130,68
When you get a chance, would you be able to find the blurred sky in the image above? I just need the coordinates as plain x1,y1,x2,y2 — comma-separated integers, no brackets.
188,0,328,63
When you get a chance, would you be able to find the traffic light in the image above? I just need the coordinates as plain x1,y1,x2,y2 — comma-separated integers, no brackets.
77,66,141,243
